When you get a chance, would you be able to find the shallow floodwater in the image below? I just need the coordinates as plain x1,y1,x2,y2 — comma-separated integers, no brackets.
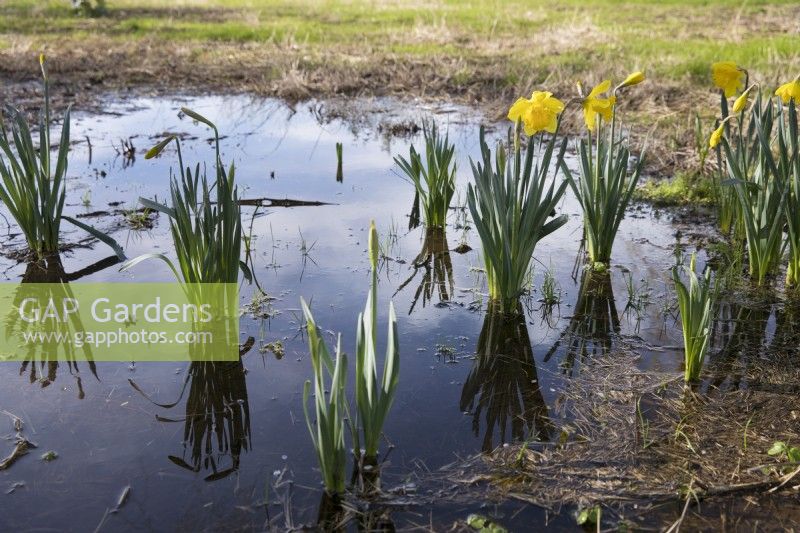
0,95,694,531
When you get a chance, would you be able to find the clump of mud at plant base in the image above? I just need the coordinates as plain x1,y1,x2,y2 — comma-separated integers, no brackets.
447,335,800,529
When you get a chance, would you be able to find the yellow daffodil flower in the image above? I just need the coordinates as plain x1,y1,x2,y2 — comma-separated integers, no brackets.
582,80,616,131
711,61,745,98
617,71,645,90
709,122,725,149
507,91,565,135
732,85,754,113
775,79,800,104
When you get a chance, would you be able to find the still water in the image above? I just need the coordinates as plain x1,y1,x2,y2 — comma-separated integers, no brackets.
0,95,690,530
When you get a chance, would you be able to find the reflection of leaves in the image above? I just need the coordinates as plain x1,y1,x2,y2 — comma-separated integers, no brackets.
395,228,454,314
543,270,619,374
460,302,551,452
707,302,771,391
174,361,251,481
11,255,110,398
132,344,253,482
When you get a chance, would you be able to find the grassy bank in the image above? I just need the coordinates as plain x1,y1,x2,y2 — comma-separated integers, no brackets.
1,0,798,173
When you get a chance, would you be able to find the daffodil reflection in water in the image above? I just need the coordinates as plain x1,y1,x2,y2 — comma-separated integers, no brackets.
128,339,254,481
543,270,621,376
12,253,121,398
460,302,551,452
394,227,455,314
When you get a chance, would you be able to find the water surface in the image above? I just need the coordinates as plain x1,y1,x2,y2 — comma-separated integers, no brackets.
0,95,696,531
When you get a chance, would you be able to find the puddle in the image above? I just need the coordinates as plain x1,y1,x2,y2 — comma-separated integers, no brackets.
0,94,786,530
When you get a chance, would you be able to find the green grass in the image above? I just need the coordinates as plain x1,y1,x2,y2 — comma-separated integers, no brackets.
3,1,797,179
3,0,797,80
635,173,714,206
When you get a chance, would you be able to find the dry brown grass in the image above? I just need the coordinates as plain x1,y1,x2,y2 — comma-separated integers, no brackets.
458,340,800,529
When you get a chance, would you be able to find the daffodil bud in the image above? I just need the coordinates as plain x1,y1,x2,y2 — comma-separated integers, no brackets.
39,53,47,81
368,221,379,270
709,122,725,149
732,86,753,113
618,71,645,90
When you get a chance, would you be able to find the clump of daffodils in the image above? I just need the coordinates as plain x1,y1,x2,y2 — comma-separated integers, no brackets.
707,62,800,287
559,71,647,266
466,88,570,313
706,61,751,237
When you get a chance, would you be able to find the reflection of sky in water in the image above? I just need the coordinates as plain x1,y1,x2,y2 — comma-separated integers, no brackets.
0,96,687,530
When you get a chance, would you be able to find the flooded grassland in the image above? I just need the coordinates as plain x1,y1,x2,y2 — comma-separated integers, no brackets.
1,95,799,531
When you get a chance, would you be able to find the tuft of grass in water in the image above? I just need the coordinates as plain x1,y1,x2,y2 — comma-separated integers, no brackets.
0,56,122,260
561,105,645,266
672,252,713,382
395,121,456,230
123,207,152,230
539,265,561,306
0,57,68,257
122,107,251,285
635,172,714,207
468,125,568,314
300,299,349,496
354,222,399,463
